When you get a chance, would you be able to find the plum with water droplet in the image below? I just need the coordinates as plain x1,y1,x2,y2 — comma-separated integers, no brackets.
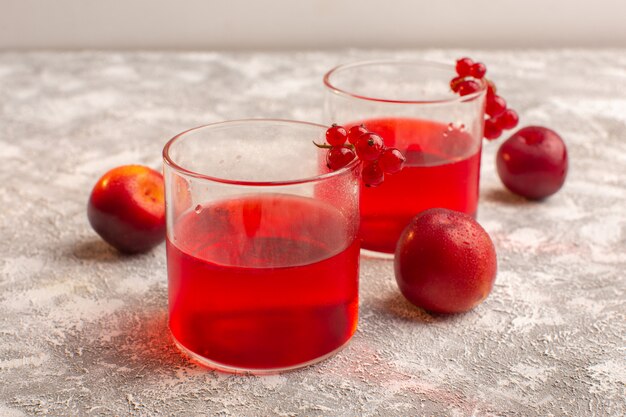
394,208,497,314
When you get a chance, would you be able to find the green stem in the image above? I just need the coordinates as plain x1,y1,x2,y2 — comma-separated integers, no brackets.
312,141,355,150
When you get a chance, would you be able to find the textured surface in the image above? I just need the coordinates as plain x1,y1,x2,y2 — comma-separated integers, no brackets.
0,50,625,416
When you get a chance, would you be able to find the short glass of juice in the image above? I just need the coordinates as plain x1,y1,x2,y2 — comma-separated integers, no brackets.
163,119,361,374
324,59,487,255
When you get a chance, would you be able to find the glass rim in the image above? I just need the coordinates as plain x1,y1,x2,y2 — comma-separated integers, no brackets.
163,118,360,187
323,58,487,105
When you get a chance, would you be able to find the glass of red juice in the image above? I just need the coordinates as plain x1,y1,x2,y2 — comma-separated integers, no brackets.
324,60,487,255
162,119,361,374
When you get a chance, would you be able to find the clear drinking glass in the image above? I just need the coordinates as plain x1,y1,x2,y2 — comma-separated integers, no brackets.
324,59,487,255
163,119,361,374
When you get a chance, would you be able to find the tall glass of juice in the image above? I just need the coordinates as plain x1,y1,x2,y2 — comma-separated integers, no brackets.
324,59,487,255
163,119,361,374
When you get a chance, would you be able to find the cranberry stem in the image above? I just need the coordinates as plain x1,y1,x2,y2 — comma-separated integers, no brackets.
312,141,332,149
313,140,355,150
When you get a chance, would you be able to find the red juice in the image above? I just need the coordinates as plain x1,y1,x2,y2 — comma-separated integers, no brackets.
354,118,482,253
166,193,359,371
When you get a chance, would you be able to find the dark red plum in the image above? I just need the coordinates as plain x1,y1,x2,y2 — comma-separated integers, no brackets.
497,126,568,200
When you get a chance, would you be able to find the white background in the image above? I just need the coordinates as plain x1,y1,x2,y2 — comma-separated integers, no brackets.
1,0,625,49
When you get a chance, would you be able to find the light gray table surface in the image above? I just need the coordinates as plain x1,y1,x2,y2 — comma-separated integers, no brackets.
0,50,624,416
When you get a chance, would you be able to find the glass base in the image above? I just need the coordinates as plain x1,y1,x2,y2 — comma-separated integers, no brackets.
360,248,395,260
172,333,354,375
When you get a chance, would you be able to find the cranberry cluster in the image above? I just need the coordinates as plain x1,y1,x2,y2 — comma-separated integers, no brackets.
320,124,405,187
450,57,519,140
